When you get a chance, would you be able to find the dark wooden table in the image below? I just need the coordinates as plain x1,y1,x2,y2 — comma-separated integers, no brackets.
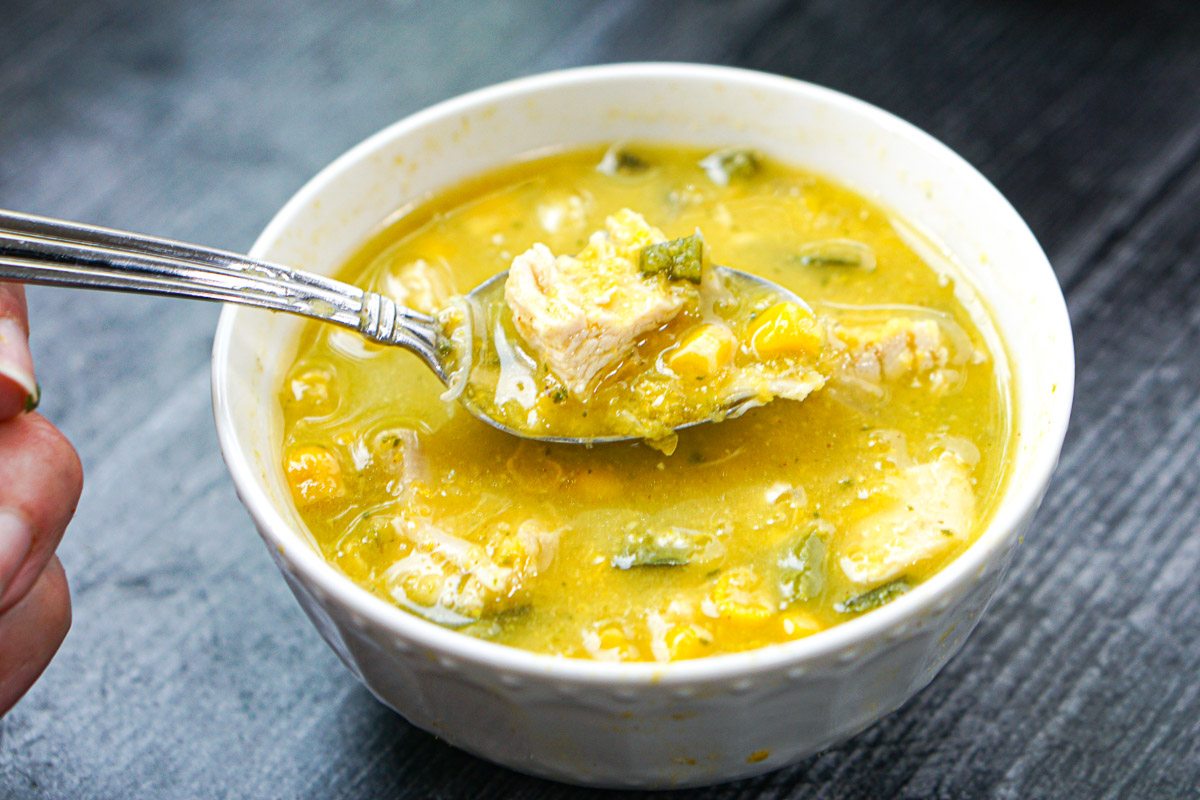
2,1,1198,797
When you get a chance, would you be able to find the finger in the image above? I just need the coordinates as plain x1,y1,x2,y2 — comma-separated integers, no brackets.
0,284,37,420
0,556,70,716
0,413,83,613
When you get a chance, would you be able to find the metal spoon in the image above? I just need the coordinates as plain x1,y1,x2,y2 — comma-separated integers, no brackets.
0,209,802,444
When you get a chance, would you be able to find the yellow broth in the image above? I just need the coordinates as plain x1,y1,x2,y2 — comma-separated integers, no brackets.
278,144,1010,662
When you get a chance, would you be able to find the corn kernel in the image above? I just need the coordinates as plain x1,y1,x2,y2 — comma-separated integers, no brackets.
594,625,640,660
746,302,823,358
712,567,773,626
598,626,628,650
492,534,527,568
667,324,735,379
284,444,345,505
666,625,710,660
533,394,558,424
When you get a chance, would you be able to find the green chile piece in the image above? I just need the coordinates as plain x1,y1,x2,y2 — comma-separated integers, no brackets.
699,148,761,185
790,239,876,271
612,527,697,569
838,578,912,614
638,234,704,283
778,529,826,603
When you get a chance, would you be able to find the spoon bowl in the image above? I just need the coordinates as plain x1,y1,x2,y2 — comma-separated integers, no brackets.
456,264,810,444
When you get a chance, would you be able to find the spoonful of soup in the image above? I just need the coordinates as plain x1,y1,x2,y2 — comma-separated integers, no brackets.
447,209,826,452
0,207,824,449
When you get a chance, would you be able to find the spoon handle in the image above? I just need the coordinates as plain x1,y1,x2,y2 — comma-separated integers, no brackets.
0,209,445,379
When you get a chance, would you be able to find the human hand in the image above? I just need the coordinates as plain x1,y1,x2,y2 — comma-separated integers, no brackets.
0,283,82,716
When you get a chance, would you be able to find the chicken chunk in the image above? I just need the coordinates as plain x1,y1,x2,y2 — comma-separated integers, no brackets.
536,191,592,235
504,209,689,396
838,452,976,585
832,316,951,384
381,257,457,314
383,517,559,624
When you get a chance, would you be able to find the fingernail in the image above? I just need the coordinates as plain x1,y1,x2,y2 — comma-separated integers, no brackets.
0,317,38,414
0,509,32,599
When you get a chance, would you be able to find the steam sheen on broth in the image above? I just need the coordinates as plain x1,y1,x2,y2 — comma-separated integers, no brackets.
278,144,1009,662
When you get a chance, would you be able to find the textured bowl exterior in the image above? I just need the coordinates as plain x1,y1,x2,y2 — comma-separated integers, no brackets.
264,514,1027,788
212,64,1073,788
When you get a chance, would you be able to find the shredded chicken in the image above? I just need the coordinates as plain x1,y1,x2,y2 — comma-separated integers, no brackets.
504,209,689,396
833,317,951,384
838,452,976,585
384,516,560,624
381,257,457,314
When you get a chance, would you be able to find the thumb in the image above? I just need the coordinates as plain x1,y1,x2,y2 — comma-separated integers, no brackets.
0,284,38,420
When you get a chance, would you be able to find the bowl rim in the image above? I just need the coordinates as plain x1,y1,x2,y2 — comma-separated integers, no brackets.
212,61,1075,686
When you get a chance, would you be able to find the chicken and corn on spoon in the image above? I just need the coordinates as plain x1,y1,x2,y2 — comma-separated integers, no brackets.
453,209,827,451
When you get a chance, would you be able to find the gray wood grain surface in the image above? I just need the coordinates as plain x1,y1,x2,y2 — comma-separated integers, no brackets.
2,0,1199,797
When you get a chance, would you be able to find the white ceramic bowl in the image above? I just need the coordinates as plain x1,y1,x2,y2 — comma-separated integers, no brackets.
211,63,1073,788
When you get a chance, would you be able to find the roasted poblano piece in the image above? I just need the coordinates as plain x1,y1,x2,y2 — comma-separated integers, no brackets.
597,145,652,176
638,234,705,283
778,527,826,603
612,527,698,569
837,578,911,614
613,150,650,173
790,239,877,271
698,148,760,185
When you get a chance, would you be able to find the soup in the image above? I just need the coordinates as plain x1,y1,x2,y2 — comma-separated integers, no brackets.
278,144,1010,662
